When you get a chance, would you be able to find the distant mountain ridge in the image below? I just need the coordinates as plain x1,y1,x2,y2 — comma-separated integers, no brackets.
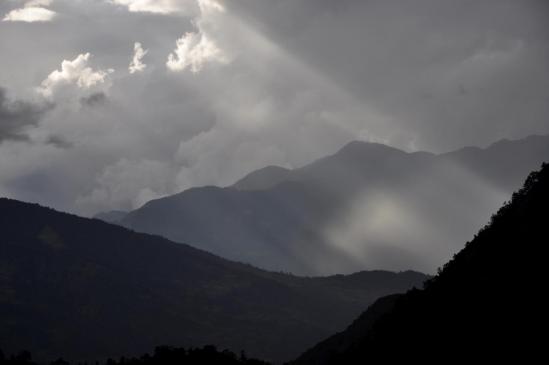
0,198,427,363
115,134,549,275
234,134,549,193
290,163,548,363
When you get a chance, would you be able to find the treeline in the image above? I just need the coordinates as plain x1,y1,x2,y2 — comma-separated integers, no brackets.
0,346,270,365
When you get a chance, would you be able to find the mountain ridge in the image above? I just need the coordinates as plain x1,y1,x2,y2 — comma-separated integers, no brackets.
115,134,549,275
231,134,548,192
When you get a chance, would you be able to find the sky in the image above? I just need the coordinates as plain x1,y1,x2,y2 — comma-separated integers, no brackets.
1,0,548,216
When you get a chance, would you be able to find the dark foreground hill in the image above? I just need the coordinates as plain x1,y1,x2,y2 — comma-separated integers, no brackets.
0,199,426,364
291,163,548,364
117,135,549,275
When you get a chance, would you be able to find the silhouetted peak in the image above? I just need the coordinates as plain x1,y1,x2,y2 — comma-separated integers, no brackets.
336,140,405,157
243,165,292,176
328,141,437,166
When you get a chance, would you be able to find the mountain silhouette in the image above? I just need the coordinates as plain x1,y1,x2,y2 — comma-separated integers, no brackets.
291,163,548,364
114,135,549,275
0,198,426,363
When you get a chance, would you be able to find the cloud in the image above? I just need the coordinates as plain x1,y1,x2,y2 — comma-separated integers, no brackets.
322,162,510,273
198,0,224,13
129,42,148,74
227,0,549,152
166,0,227,73
26,0,53,5
38,53,114,99
76,158,177,212
166,32,226,73
3,0,56,22
0,87,51,142
110,0,195,15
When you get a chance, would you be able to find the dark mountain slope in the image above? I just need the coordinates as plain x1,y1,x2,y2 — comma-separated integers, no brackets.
0,198,427,363
119,135,549,275
291,163,548,364
118,182,353,275
289,294,401,365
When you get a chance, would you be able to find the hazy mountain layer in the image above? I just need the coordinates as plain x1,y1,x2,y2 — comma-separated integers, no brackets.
116,135,549,275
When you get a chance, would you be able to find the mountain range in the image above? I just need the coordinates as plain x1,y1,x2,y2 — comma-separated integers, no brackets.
3,161,545,365
103,134,549,275
0,198,426,363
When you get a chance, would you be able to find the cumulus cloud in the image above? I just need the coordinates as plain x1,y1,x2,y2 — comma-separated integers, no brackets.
38,53,114,99
166,32,226,73
166,0,227,73
0,87,51,142
3,0,56,22
110,0,195,14
129,42,148,74
198,0,224,13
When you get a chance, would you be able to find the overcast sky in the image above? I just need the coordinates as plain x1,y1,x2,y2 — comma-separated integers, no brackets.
1,0,548,215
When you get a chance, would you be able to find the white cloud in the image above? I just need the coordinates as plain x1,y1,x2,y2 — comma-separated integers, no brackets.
110,0,194,14
166,0,227,73
197,0,224,13
38,53,114,98
129,42,148,74
26,0,53,6
3,0,56,22
166,32,226,73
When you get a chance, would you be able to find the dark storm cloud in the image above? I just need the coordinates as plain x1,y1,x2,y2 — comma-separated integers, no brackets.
0,87,51,142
